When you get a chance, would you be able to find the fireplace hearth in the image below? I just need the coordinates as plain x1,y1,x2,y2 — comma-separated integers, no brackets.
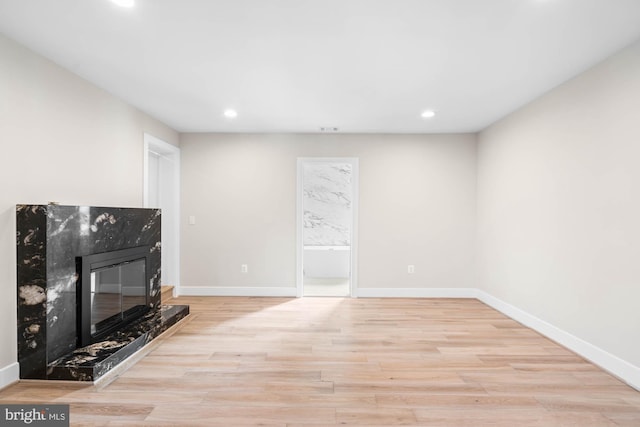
16,204,189,381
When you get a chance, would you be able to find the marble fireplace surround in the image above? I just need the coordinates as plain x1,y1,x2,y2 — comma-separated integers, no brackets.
16,204,189,381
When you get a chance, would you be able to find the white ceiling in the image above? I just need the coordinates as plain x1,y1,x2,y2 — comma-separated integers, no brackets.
1,0,640,133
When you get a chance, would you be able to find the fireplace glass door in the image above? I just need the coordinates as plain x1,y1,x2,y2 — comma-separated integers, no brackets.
90,258,146,334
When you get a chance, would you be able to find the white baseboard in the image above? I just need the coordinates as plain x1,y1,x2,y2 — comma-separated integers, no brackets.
477,290,640,391
179,286,297,297
356,287,478,298
0,362,19,390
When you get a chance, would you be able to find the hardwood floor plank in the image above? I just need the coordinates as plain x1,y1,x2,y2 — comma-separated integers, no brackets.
110,421,286,427
62,390,207,405
604,412,640,426
69,402,153,423
145,405,336,424
264,380,335,394
204,391,376,408
375,394,541,409
335,408,417,425
414,409,619,427
333,382,489,395
536,395,640,413
322,370,466,382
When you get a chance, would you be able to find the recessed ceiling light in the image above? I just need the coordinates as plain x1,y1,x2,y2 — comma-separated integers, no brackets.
421,110,436,119
110,0,135,7
223,109,238,119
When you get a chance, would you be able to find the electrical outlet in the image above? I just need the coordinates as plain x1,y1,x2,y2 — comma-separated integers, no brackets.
188,215,196,225
407,265,415,274
241,264,248,273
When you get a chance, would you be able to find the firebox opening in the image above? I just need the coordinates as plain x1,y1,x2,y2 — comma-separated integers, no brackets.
77,246,151,347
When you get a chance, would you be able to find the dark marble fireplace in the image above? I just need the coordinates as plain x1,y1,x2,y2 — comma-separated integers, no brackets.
16,204,189,381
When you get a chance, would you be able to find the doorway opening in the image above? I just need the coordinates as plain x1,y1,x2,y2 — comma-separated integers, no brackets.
143,133,181,295
296,158,359,297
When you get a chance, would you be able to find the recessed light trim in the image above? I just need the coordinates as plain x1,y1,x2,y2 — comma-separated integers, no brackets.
223,109,238,119
110,0,135,8
421,110,436,119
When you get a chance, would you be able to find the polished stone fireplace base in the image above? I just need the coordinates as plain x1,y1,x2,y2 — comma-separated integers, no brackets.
47,305,188,381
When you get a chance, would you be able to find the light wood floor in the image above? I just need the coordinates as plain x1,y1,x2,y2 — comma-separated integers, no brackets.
2,296,639,426
303,278,350,297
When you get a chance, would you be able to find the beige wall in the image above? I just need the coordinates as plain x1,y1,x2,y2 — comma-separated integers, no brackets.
477,40,640,367
180,133,477,291
0,34,178,374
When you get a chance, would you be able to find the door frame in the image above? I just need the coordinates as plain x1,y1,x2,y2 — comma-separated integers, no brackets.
143,133,181,295
296,157,359,298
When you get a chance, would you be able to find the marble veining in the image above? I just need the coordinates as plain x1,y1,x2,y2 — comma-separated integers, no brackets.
16,204,179,381
303,163,352,246
16,205,48,378
47,304,189,381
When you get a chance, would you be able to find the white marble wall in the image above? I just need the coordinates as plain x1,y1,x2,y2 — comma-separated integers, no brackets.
303,163,352,246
